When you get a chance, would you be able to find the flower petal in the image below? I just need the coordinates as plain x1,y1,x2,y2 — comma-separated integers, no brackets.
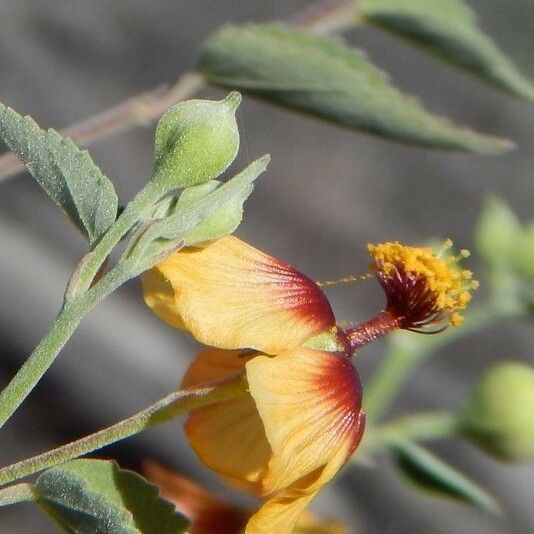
143,460,248,534
246,447,356,534
183,348,271,493
181,346,252,388
142,236,335,353
142,267,185,329
246,349,365,495
246,489,315,534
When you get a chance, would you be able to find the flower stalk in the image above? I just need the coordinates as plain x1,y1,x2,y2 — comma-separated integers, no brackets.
0,483,36,507
0,374,247,488
347,310,401,350
70,179,166,298
363,302,521,422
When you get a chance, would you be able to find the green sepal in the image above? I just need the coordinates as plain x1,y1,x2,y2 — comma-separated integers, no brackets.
174,179,247,245
127,155,269,271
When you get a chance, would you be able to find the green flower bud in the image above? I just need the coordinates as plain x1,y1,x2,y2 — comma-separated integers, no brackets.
153,92,241,188
513,223,534,279
459,361,534,461
474,196,520,268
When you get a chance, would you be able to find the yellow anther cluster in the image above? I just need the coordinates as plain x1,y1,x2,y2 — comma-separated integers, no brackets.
367,240,478,326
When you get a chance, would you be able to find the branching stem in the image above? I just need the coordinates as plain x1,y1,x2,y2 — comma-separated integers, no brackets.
0,73,204,183
0,374,246,488
0,262,133,430
0,484,36,507
0,0,362,431
0,0,359,184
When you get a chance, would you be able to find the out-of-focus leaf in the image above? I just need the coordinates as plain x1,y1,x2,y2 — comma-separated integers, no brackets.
199,24,513,154
391,440,502,514
360,0,534,101
515,222,534,281
35,459,188,533
474,196,534,307
0,102,118,244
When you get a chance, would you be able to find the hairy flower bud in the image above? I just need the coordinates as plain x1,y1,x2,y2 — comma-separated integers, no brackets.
460,361,534,462
153,92,241,189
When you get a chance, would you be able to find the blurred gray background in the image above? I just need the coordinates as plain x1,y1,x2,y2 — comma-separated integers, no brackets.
1,1,534,532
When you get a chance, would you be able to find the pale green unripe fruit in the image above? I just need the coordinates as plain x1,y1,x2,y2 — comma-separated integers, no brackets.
474,196,520,268
513,223,534,279
460,361,534,462
153,92,241,188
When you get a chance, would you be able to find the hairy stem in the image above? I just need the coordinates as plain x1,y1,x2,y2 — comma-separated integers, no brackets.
0,483,36,507
0,262,133,430
71,179,164,297
0,374,247,487
0,73,204,183
0,167,172,430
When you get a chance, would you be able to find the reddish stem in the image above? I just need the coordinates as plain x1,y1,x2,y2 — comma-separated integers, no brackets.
346,310,401,351
0,73,204,182
288,0,355,34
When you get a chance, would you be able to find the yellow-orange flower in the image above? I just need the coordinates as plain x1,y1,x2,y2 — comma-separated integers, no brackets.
142,235,476,532
143,236,365,533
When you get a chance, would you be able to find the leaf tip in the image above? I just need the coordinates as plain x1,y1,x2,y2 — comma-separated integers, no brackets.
466,135,516,156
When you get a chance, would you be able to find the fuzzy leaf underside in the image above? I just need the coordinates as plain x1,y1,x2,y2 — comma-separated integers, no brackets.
0,103,118,244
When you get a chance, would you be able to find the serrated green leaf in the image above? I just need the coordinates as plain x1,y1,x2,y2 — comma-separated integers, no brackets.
0,103,118,244
35,459,188,533
360,0,534,101
390,440,501,515
199,24,513,154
